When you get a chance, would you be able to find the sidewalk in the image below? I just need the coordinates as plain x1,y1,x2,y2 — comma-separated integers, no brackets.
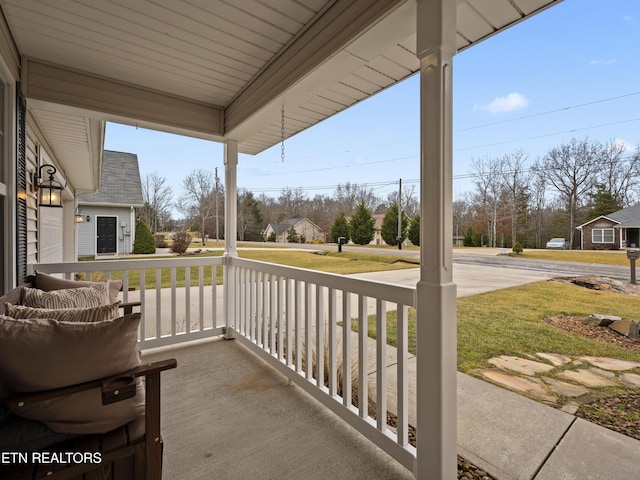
354,269,640,480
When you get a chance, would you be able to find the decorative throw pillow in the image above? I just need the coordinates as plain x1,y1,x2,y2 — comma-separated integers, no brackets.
4,303,121,323
21,284,110,309
34,271,123,304
0,314,144,434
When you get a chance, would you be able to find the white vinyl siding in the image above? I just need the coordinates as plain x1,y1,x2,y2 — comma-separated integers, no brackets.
77,206,135,257
592,228,614,244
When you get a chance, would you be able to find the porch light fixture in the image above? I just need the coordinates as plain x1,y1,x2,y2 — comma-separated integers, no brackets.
33,164,64,208
74,208,85,223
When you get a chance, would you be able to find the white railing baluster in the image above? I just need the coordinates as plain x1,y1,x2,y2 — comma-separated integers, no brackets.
277,276,284,360
198,266,204,331
358,294,368,419
271,275,277,355
170,268,177,336
397,304,408,447
211,265,217,330
316,285,324,388
376,299,387,432
342,290,351,407
139,269,146,341
156,269,162,338
122,271,129,303
295,280,302,373
286,278,293,367
305,282,313,381
185,266,191,334
328,288,337,396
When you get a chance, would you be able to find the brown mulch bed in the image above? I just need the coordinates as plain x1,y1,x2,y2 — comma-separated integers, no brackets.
545,314,640,352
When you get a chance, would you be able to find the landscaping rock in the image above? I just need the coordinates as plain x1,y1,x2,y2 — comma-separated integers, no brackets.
608,319,640,338
536,352,571,366
621,373,640,387
543,378,589,397
475,368,557,402
582,314,621,327
558,369,616,388
578,356,640,371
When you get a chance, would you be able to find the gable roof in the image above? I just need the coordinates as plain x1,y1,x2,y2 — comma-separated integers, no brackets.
608,203,640,227
79,150,144,207
577,203,640,229
267,218,322,235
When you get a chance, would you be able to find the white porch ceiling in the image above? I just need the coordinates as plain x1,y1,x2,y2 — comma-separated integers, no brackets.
0,0,561,189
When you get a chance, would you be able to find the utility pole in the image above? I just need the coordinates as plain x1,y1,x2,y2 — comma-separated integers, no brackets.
397,178,402,249
215,167,220,244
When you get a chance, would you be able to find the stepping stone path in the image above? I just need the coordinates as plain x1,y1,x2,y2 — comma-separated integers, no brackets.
475,354,640,404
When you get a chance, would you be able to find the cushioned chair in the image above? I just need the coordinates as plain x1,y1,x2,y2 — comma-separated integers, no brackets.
0,275,177,480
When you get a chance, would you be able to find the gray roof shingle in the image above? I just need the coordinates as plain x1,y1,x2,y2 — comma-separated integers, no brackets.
79,150,144,206
608,203,640,227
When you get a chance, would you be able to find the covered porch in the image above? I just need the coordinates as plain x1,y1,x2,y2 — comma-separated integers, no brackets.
0,1,564,478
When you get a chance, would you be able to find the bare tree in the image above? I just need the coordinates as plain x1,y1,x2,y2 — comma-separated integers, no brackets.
335,182,378,216
140,172,173,233
597,139,640,207
539,137,601,248
500,151,529,247
176,169,215,245
278,187,307,220
471,156,502,247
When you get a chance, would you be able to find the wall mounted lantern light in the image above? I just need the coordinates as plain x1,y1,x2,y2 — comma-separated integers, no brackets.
33,164,64,207
74,208,84,223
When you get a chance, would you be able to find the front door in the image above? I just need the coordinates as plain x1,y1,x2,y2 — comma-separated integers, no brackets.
96,217,117,254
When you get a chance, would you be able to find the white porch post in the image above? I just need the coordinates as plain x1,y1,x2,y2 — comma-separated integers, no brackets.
415,0,457,479
223,140,238,339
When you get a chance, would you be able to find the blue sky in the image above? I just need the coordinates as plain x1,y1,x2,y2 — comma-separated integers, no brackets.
105,0,640,209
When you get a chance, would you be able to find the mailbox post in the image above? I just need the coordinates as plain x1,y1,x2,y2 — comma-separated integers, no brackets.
338,237,345,253
627,249,640,284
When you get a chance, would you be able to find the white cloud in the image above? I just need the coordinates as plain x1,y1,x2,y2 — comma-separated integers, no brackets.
474,93,529,114
612,138,634,153
623,15,635,25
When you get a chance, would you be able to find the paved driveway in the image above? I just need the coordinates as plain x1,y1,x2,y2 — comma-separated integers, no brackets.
349,263,560,297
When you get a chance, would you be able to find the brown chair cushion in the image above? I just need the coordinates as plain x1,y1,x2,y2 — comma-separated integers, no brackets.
21,284,110,309
0,284,31,316
0,314,144,434
4,303,121,323
34,271,123,304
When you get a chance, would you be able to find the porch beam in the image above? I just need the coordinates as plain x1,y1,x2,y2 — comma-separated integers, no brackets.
415,0,457,479
224,0,405,134
21,58,224,140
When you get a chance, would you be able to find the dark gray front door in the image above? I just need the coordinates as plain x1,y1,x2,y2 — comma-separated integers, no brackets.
96,217,117,254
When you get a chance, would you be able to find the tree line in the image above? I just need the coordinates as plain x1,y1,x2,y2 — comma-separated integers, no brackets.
138,136,640,248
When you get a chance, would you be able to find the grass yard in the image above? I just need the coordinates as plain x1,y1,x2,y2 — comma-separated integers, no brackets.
511,249,630,266
351,280,640,372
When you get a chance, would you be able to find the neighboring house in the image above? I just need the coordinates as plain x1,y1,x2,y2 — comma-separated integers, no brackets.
371,214,385,245
264,218,324,243
77,151,144,257
577,204,640,250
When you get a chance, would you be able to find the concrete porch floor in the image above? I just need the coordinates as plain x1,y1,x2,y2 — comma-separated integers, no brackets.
142,337,415,480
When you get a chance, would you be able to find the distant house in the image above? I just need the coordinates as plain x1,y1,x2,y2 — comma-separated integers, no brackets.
577,204,640,250
371,214,385,245
264,218,324,243
76,150,144,256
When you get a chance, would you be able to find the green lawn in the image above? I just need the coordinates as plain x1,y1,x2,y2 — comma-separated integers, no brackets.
351,281,640,372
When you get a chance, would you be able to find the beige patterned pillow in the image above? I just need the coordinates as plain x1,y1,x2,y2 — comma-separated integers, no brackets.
22,283,110,309
34,271,122,304
4,302,121,323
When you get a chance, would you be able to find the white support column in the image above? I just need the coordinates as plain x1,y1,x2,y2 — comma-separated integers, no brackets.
415,1,457,479
223,140,238,339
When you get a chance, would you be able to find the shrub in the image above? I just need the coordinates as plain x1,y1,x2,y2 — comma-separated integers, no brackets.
266,231,277,242
155,233,168,248
512,240,523,255
330,211,350,243
171,231,192,254
133,222,156,254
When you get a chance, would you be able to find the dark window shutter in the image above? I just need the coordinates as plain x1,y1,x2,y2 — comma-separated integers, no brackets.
16,84,27,284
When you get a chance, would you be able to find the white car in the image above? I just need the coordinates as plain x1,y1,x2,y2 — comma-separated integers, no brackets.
546,238,569,249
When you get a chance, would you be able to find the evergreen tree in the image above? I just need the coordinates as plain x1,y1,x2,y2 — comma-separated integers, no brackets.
350,201,375,245
286,226,298,243
330,211,350,243
587,185,622,219
133,221,156,254
407,214,420,246
381,203,408,246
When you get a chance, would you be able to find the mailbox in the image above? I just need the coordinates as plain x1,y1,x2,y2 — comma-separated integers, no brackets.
337,236,346,252
626,249,640,261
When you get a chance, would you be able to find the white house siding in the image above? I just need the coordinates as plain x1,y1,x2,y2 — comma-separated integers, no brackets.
77,205,135,257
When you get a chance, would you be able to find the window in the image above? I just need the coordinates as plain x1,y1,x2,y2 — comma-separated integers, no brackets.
592,228,614,244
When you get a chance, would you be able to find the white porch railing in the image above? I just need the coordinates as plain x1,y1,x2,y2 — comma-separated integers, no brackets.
30,257,225,350
30,255,418,474
228,257,417,473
